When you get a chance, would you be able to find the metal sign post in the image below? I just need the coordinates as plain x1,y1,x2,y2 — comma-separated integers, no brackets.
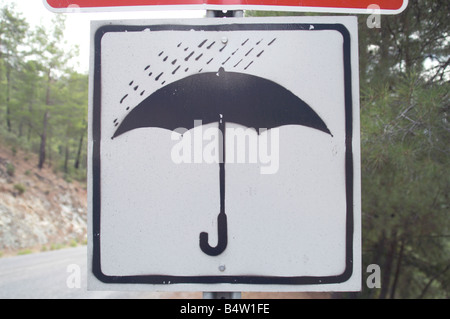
203,292,242,299
206,10,244,18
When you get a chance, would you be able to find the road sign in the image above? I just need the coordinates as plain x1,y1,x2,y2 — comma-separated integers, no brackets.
88,16,361,292
45,0,408,14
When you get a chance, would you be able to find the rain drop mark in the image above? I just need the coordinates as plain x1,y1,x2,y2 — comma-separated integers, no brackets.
207,41,215,49
126,106,130,111
172,65,181,74
241,38,249,46
198,68,203,73
155,72,164,81
120,94,128,104
219,44,227,52
268,38,276,46
185,67,189,72
256,39,263,45
233,59,243,68
129,81,134,86
161,81,166,85
114,122,119,127
172,59,177,65
148,72,153,77
232,48,239,55
177,42,182,47
113,118,118,124
198,39,208,48
257,50,264,57
158,51,164,56
144,65,150,71
133,85,139,91
244,61,254,70
195,53,203,61
140,90,145,96
185,51,195,61
163,56,168,62
207,58,214,64
222,57,231,65
184,47,189,51
245,48,254,56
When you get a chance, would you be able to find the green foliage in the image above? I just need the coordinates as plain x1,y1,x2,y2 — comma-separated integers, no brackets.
357,1,449,299
361,74,449,298
0,4,88,181
5,162,14,176
69,239,78,247
17,249,32,255
13,183,25,195
50,243,64,251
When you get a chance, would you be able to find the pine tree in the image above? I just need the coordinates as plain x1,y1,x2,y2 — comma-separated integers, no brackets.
0,4,28,133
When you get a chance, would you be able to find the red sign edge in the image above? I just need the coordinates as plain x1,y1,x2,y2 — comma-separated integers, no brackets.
43,0,408,15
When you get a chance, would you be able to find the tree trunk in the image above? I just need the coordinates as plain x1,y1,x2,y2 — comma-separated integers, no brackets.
377,23,391,81
27,125,32,142
39,69,52,170
38,110,49,170
64,144,70,173
47,133,52,168
389,238,405,299
74,133,84,169
6,65,12,132
379,231,397,299
401,8,413,73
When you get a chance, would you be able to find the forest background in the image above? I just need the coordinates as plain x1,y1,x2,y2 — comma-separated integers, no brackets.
0,0,448,298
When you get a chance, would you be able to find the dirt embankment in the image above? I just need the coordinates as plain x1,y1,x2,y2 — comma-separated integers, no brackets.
0,144,87,255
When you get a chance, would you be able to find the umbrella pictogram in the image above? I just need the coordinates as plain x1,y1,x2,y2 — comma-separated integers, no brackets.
112,67,332,256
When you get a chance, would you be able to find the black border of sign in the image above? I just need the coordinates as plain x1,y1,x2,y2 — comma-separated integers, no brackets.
92,22,355,286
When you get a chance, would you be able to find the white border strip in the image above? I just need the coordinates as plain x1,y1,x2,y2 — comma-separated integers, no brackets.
43,1,409,15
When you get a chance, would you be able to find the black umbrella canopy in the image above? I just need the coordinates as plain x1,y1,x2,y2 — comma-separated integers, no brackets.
112,67,331,139
111,67,332,257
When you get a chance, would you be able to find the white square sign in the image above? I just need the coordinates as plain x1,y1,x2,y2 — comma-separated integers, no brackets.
88,16,361,292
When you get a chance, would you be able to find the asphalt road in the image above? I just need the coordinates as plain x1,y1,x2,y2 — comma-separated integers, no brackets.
0,246,196,299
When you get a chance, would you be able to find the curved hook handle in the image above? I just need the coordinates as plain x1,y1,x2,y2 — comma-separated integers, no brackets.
199,213,228,256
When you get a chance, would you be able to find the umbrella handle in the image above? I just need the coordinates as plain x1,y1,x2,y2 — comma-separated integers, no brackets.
199,212,228,256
